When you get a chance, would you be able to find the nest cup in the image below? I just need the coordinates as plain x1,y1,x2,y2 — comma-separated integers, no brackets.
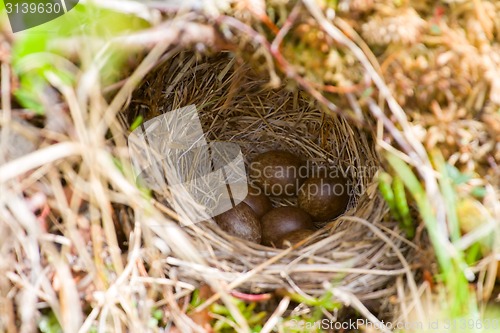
123,52,407,300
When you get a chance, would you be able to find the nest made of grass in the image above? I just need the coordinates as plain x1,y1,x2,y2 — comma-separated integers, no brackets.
122,51,412,300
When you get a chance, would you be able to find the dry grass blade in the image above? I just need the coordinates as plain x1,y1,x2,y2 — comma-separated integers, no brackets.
0,142,83,183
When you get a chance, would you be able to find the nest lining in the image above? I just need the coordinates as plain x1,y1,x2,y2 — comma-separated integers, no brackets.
123,51,409,298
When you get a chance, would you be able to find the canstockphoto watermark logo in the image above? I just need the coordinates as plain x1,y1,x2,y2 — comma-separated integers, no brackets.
128,105,249,225
3,0,79,33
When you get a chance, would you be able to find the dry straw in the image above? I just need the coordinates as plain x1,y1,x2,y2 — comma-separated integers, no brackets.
2,1,462,330
122,51,413,304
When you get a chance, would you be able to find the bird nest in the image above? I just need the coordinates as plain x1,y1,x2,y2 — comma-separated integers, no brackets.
121,51,410,302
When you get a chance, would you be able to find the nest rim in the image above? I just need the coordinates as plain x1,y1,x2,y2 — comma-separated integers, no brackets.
123,51,411,298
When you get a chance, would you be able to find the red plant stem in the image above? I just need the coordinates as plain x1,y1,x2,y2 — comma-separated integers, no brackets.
217,15,367,128
230,290,272,302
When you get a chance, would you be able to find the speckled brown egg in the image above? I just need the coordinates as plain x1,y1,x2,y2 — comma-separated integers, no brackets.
222,183,273,218
244,185,273,218
261,206,314,246
249,150,304,197
214,202,262,243
298,176,351,223
279,229,316,248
